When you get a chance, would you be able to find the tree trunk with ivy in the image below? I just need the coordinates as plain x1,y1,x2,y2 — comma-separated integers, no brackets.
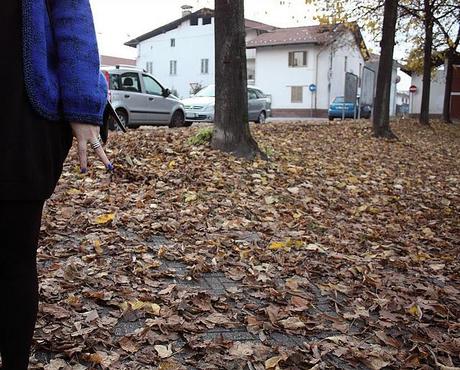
212,0,262,159
372,0,398,139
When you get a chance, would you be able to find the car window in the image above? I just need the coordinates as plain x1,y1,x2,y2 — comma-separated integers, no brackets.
333,97,344,103
107,73,121,90
195,85,215,97
254,89,265,99
120,72,141,92
143,75,163,96
248,89,257,100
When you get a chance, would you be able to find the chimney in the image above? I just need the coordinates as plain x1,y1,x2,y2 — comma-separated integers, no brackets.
181,5,193,17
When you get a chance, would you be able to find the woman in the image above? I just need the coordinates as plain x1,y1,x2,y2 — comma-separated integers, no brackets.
0,0,111,368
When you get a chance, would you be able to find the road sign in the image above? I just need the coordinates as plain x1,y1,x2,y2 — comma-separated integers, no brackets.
409,85,417,93
309,84,317,92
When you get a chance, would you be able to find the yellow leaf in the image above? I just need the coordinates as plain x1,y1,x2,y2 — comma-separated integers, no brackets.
265,356,282,369
239,249,251,259
95,213,115,225
168,160,176,169
347,176,360,184
67,188,81,195
184,192,198,202
94,240,103,255
407,304,423,320
119,300,161,315
268,241,288,250
268,239,304,251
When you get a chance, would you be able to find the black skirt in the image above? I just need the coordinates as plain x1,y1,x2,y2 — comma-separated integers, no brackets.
0,1,72,201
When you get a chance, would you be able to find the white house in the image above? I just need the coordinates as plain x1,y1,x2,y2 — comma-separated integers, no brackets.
247,24,369,117
125,7,276,98
403,54,460,121
365,54,400,117
396,91,410,106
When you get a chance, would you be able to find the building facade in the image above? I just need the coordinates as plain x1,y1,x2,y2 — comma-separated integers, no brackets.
247,25,368,117
126,8,382,118
126,8,276,99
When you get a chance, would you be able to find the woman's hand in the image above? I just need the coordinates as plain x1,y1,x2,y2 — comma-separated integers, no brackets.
70,122,113,173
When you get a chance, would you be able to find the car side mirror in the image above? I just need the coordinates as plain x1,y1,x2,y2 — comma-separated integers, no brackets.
162,88,171,97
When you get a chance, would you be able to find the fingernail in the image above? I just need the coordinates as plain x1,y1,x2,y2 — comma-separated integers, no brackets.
80,168,87,174
106,163,114,172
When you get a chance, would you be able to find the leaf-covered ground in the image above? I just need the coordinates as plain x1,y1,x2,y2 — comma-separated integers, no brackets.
27,120,459,369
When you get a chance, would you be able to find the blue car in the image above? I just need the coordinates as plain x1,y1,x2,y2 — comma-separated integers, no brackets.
328,96,371,121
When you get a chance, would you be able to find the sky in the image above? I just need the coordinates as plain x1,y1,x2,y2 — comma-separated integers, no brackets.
89,0,411,90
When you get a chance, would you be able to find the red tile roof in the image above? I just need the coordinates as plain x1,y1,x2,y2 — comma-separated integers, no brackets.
247,24,339,48
100,55,136,67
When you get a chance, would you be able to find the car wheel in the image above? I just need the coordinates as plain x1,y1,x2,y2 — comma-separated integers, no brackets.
328,116,334,121
255,111,267,124
169,110,185,128
116,109,130,128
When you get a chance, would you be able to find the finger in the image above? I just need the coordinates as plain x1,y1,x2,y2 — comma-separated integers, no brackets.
93,145,112,170
78,140,88,173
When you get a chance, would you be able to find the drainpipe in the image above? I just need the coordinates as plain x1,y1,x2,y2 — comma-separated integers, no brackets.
315,44,329,116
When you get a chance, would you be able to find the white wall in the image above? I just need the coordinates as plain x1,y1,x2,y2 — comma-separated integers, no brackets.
396,93,409,105
137,18,215,98
254,45,318,110
328,34,365,106
410,69,445,114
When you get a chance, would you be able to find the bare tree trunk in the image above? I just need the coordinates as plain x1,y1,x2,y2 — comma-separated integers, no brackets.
442,52,453,123
212,0,262,159
373,0,398,139
419,0,433,125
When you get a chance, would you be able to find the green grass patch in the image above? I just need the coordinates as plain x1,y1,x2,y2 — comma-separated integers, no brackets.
188,127,214,146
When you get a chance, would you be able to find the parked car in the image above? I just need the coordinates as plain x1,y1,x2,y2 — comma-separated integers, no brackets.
328,96,372,121
182,85,272,124
102,65,187,129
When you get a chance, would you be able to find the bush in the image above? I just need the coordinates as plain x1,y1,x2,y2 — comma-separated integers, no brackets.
188,127,213,146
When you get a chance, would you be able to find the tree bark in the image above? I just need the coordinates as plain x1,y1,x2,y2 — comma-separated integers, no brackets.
212,0,262,159
372,0,398,139
442,52,453,123
419,0,434,125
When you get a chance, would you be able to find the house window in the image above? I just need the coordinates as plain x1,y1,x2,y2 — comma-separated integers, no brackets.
201,59,209,74
202,17,212,25
190,16,199,26
170,38,175,47
145,62,153,74
291,86,303,103
170,60,177,75
288,51,307,67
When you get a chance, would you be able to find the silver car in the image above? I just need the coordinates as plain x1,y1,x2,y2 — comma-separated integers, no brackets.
102,66,187,129
182,85,272,124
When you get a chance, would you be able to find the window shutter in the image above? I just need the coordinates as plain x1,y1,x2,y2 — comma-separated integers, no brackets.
288,52,293,67
303,52,307,66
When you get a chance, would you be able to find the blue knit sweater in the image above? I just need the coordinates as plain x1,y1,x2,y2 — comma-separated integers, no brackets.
23,0,107,125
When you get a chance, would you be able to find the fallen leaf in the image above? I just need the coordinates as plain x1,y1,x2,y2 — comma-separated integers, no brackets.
154,344,173,359
95,213,115,225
